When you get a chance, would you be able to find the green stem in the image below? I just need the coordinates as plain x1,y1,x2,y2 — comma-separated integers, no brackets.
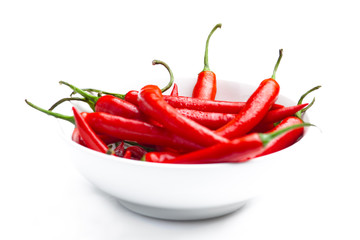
259,123,313,146
203,23,222,72
73,88,126,99
152,60,174,93
59,81,99,103
48,97,87,111
271,49,283,79
25,99,75,124
59,81,99,110
295,85,321,118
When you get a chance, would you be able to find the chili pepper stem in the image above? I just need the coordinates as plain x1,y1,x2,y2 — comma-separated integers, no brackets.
152,60,174,93
259,123,314,146
203,23,222,72
48,97,87,111
25,99,75,124
76,88,126,99
59,81,98,110
295,85,322,118
271,49,283,79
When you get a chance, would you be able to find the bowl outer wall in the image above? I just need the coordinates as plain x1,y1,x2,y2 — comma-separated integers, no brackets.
58,79,313,209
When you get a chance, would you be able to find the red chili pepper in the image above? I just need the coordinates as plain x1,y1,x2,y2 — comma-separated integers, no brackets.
124,90,139,105
138,84,229,147
142,151,179,163
72,107,111,154
215,49,283,139
257,116,304,157
125,88,283,112
176,103,308,130
123,150,132,159
85,112,204,152
145,123,311,164
257,85,321,156
164,95,283,113
170,83,179,96
124,146,147,159
192,23,221,100
176,108,235,129
250,103,308,132
71,128,86,146
95,94,144,120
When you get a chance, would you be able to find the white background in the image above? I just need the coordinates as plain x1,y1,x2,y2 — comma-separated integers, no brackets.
1,0,359,239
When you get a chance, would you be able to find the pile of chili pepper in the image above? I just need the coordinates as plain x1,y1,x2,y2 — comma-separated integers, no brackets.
25,24,320,164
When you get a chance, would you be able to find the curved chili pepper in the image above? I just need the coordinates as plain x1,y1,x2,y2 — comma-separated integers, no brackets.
192,23,222,100
145,123,311,164
215,49,283,139
257,85,321,156
250,103,308,132
138,85,229,147
257,116,304,157
85,112,204,152
72,107,112,154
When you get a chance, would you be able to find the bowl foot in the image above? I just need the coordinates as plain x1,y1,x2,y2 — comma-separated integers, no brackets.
118,200,247,221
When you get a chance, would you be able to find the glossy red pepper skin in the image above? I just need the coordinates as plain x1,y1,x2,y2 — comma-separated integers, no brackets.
84,112,203,152
95,95,143,120
138,85,229,147
145,123,310,164
72,107,110,153
257,116,304,157
164,95,281,113
146,133,264,164
216,78,280,139
176,108,234,129
177,103,307,130
192,71,217,100
125,90,283,112
124,90,141,105
250,103,308,132
192,23,221,100
170,83,179,96
143,151,179,163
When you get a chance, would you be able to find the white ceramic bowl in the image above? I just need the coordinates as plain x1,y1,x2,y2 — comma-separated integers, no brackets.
58,79,315,220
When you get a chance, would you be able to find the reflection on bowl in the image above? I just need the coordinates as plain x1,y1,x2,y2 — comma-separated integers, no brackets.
57,79,314,220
